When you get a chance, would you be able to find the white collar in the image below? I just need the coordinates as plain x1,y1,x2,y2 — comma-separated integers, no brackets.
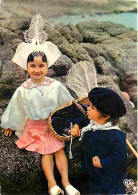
79,120,120,141
90,120,120,131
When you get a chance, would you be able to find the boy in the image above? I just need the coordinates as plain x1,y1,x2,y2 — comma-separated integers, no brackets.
71,87,127,194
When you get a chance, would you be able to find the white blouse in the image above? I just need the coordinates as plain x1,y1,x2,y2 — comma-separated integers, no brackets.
1,77,74,134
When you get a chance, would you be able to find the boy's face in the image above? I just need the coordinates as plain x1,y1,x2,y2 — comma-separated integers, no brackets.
87,103,101,122
87,102,110,124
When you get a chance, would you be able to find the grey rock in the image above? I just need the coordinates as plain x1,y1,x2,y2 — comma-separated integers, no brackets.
116,31,137,42
95,31,137,104
84,31,110,44
97,74,119,86
59,42,92,63
4,37,23,51
76,21,120,44
107,26,133,37
50,55,74,76
54,23,83,43
125,72,137,106
0,60,26,90
47,68,56,77
0,46,14,61
5,18,30,33
94,56,116,76
53,76,66,85
80,43,100,59
0,27,14,44
44,23,68,47
0,135,46,194
0,50,26,98
0,0,137,20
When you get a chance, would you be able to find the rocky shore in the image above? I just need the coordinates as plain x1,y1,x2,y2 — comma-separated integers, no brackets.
0,0,137,194
1,0,137,18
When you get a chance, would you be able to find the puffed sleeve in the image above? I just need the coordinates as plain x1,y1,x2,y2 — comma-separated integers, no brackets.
100,131,127,169
1,87,26,132
57,82,74,107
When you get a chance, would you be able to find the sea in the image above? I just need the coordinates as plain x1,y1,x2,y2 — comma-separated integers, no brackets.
47,12,137,31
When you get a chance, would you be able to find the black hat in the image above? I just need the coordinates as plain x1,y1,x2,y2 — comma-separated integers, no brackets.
88,87,126,118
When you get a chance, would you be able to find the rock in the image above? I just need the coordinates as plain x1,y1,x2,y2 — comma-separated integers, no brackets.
0,36,26,94
94,26,137,104
44,23,68,47
0,46,14,61
0,135,46,194
5,18,30,33
47,69,56,77
76,21,121,44
125,72,137,106
0,27,14,44
127,86,137,107
0,36,26,99
0,60,26,96
54,23,83,43
84,31,110,44
115,31,137,42
1,0,137,20
107,26,133,37
59,42,92,63
3,36,23,51
49,55,74,76
80,43,100,59
97,74,119,86
52,76,66,85
94,56,116,76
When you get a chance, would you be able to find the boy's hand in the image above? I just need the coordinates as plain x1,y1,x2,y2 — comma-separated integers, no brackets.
70,124,80,137
92,156,102,168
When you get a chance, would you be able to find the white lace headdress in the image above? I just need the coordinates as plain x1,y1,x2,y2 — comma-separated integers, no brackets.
12,14,60,69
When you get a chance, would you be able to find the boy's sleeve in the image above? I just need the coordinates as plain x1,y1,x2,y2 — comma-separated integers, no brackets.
1,87,26,132
100,131,127,169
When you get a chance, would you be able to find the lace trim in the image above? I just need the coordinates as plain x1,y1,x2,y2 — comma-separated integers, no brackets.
22,77,55,89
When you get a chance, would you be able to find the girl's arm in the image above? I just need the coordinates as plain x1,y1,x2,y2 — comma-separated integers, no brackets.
57,82,74,107
1,87,26,135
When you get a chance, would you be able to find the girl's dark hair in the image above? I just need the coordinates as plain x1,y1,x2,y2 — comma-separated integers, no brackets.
27,51,47,64
100,112,119,126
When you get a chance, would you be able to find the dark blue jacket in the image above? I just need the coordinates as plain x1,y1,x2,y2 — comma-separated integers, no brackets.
81,129,127,194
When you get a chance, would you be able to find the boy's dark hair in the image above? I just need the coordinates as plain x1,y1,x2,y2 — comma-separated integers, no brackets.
27,51,47,64
88,87,126,119
100,111,119,125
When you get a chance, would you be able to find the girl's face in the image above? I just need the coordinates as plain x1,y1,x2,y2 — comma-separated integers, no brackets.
27,56,48,84
87,103,109,124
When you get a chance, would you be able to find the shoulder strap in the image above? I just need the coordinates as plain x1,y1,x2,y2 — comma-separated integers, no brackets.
73,101,87,118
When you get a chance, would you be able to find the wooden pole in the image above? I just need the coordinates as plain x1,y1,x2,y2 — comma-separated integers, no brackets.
126,139,138,159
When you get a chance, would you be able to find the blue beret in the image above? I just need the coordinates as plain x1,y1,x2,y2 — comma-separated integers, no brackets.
88,87,126,118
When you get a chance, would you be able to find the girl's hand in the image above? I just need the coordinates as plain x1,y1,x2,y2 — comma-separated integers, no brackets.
1,128,13,136
70,124,80,137
92,156,102,168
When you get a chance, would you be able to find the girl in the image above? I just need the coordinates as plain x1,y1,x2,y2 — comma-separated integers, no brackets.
71,87,127,194
1,51,80,194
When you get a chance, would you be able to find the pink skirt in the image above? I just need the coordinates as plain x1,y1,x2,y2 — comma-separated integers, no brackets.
16,119,65,155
